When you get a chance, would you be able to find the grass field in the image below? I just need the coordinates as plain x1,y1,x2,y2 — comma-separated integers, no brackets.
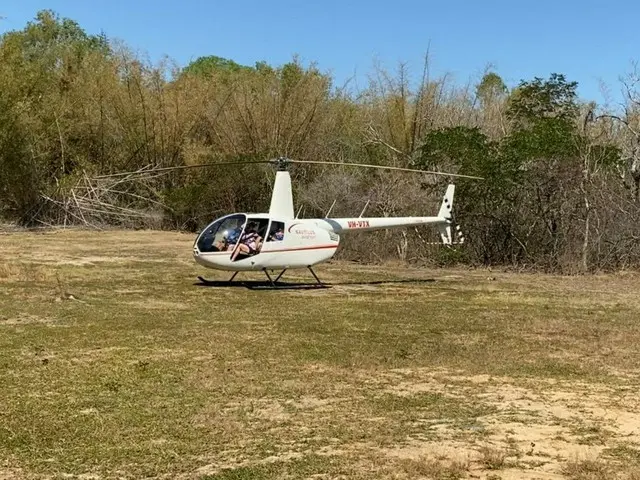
1,230,640,479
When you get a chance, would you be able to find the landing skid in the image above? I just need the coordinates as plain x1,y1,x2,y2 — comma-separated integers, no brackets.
198,271,238,285
196,267,328,290
197,275,230,286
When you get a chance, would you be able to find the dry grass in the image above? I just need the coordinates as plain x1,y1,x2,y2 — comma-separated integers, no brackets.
478,445,507,470
562,459,613,480
1,229,640,479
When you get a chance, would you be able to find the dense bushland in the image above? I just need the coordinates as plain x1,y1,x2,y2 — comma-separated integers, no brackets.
2,11,639,271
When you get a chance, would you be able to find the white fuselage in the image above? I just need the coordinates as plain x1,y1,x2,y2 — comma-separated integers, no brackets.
192,214,447,272
193,216,339,271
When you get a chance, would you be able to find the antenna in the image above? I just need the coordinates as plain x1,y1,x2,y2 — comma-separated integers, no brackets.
324,199,337,218
358,200,370,218
295,204,304,219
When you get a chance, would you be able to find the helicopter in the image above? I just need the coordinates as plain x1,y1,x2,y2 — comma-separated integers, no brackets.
193,157,482,286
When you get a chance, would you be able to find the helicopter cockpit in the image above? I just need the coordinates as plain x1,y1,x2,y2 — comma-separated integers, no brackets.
195,214,280,260
196,214,246,253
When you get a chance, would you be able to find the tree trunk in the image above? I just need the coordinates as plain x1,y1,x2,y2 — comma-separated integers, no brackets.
581,153,591,273
581,193,590,272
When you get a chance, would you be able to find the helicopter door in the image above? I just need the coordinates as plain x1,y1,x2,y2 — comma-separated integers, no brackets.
230,218,270,261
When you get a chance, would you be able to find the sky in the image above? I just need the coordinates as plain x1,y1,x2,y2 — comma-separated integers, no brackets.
1,0,638,105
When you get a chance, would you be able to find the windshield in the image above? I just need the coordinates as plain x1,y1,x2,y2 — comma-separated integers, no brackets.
196,214,246,253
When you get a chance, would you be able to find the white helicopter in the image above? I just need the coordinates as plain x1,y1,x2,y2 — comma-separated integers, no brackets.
193,157,481,286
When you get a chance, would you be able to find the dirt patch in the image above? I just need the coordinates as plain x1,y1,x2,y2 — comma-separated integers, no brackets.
192,450,306,478
0,314,56,326
123,299,190,311
376,369,640,477
0,468,24,480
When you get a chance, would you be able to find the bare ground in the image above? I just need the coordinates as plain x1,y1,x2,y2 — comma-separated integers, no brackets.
1,229,640,479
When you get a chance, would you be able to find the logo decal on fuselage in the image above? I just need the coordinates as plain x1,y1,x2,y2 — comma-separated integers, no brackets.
287,222,316,240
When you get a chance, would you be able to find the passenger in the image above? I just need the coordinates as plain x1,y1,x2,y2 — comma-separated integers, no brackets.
231,223,262,261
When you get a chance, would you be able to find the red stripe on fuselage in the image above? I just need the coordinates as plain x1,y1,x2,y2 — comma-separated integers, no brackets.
197,244,337,255
261,244,338,253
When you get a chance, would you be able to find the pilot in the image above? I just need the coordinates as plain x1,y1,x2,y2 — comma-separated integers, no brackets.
227,226,241,242
221,225,241,250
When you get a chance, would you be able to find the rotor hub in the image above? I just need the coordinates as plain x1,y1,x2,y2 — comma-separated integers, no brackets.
275,157,290,171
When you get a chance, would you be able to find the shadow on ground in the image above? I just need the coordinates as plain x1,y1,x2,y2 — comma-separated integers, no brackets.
194,276,436,290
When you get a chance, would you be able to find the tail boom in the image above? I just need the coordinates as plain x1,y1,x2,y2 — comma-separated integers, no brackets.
314,184,463,246
316,216,446,234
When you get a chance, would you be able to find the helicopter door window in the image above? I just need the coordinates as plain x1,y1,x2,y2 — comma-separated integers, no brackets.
231,218,269,261
267,221,285,242
254,219,270,242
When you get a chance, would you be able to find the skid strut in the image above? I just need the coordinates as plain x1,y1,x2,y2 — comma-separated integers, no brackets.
308,266,323,285
263,269,276,287
263,269,288,286
274,269,287,282
262,268,324,287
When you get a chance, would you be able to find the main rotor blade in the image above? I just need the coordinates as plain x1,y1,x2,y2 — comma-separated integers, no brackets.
288,160,484,180
93,160,274,179
91,157,485,180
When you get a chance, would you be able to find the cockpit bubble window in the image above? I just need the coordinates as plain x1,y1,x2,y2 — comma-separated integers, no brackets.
267,221,285,242
196,214,246,253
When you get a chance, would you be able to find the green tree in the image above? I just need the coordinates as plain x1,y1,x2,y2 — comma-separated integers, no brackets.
476,72,507,107
182,55,252,76
0,10,111,220
417,126,521,264
417,74,622,270
507,73,579,128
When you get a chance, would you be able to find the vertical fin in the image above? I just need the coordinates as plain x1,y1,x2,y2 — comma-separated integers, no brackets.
437,184,455,219
269,171,295,219
437,184,455,245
